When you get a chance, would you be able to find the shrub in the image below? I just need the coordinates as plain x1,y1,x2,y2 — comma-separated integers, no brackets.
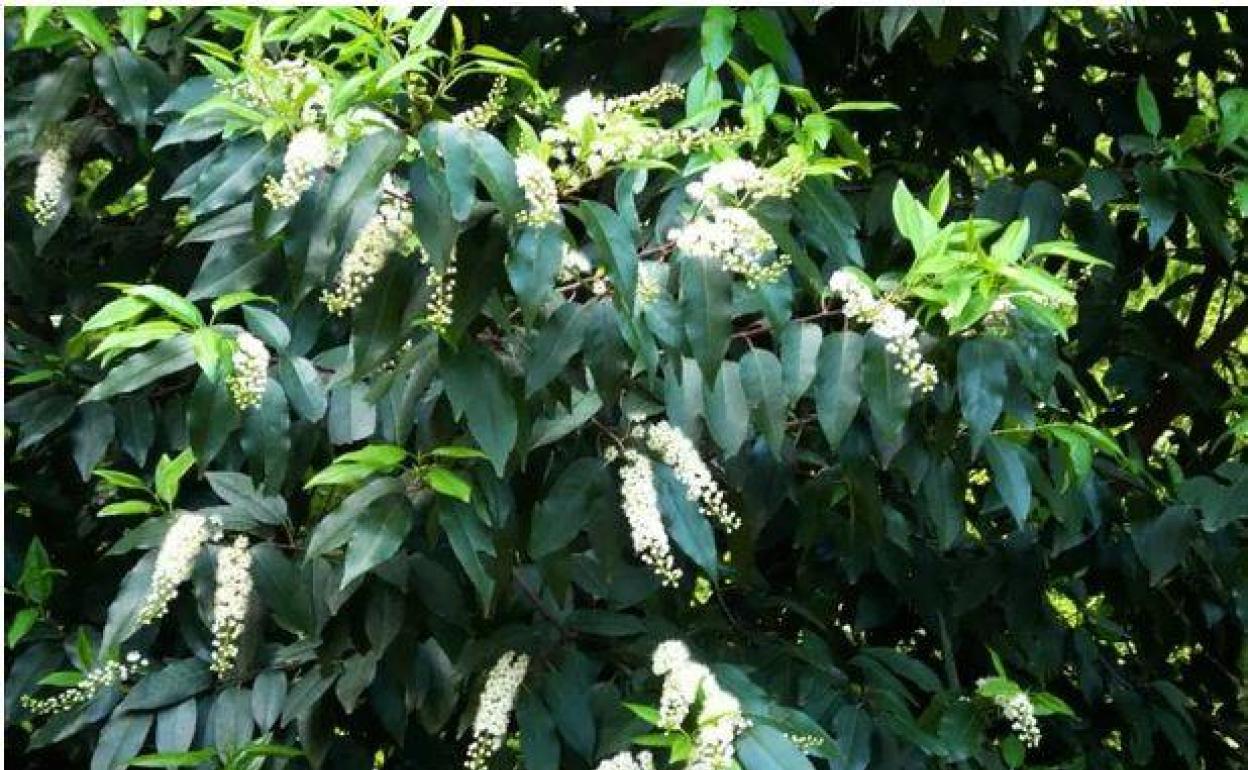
5,8,1246,770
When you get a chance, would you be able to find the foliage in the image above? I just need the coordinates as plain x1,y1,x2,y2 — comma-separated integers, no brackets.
4,7,1246,770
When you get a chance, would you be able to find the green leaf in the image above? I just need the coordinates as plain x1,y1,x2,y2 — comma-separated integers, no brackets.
892,180,939,254
154,449,195,507
94,48,170,136
654,463,717,579
206,472,287,525
525,302,588,396
680,255,733,381
7,608,39,648
23,7,52,43
251,670,288,733
862,335,912,463
1136,76,1161,137
780,322,822,406
705,361,750,456
188,241,275,301
64,8,113,50
127,750,216,768
425,467,473,503
342,496,414,587
92,712,152,770
989,220,1030,264
831,706,872,770
577,201,638,307
737,725,816,770
81,296,151,333
700,7,737,69
516,692,561,770
187,370,239,465
739,348,786,456
529,458,613,559
442,345,518,477
1217,88,1248,149
983,436,1031,527
958,338,1008,455
118,8,148,51
99,500,156,517
118,660,213,713
1030,692,1075,718
278,356,327,422
814,331,863,450
1131,506,1197,586
408,6,446,48
82,334,196,402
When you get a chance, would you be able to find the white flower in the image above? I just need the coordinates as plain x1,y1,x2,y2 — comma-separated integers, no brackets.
827,270,938,395
138,514,220,625
562,90,604,126
228,332,270,410
31,132,71,226
322,175,414,314
595,751,656,770
671,207,790,288
515,154,560,226
650,640,749,770
641,421,739,532
423,253,457,336
264,127,332,208
453,77,508,130
618,450,683,587
465,650,530,770
691,159,797,206
637,262,664,307
20,655,150,716
659,658,708,729
995,691,1041,748
210,536,252,677
690,676,749,770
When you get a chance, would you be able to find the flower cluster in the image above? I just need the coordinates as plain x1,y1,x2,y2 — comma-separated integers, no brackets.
30,130,71,226
539,84,750,192
138,514,221,625
650,640,749,770
995,691,1041,748
19,652,150,717
453,77,508,130
687,158,799,206
228,332,270,410
514,153,561,226
230,57,330,126
210,536,252,677
422,253,457,335
264,127,333,208
322,176,415,314
670,206,791,288
617,450,684,586
639,421,740,532
465,650,530,770
826,269,938,394
595,751,656,770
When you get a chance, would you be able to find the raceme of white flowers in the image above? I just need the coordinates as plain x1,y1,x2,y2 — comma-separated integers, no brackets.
826,269,939,394
19,652,150,716
30,131,71,226
595,751,656,770
138,514,222,626
322,176,415,314
687,158,799,207
650,640,749,770
422,251,457,335
453,77,508,130
994,691,1041,748
670,206,792,288
540,83,751,192
639,421,740,533
263,127,333,208
465,650,530,770
228,331,271,410
230,56,330,126
617,449,684,587
514,153,561,226
636,262,665,308
209,535,252,677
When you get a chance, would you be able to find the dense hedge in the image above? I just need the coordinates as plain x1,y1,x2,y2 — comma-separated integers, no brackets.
5,8,1246,770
